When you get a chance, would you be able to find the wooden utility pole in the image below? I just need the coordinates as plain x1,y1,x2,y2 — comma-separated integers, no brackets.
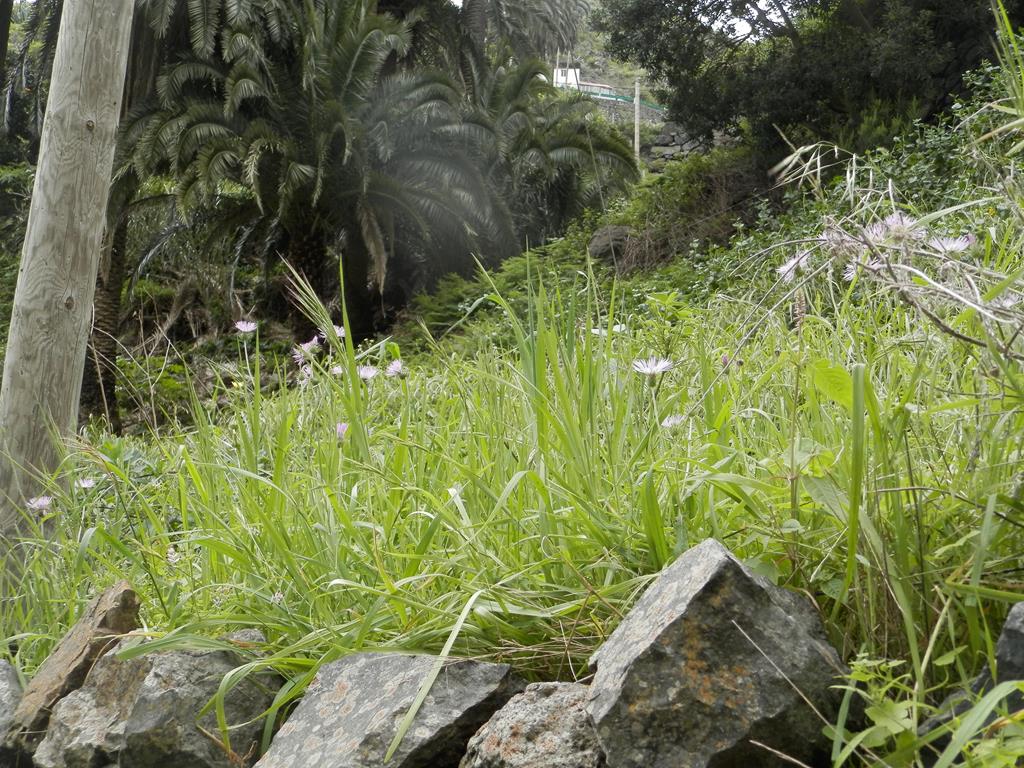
634,78,641,164
0,0,133,542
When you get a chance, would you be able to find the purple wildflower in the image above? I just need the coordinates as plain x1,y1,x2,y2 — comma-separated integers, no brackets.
26,495,53,512
234,320,257,334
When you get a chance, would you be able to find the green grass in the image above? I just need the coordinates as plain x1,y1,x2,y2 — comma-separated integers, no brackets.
4,47,1024,768
5,261,1023,758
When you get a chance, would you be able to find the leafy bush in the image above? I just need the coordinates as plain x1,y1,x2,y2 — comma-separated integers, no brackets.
594,0,1023,152
6,25,1024,768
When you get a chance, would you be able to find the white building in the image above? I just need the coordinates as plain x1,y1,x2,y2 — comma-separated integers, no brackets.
552,65,581,89
552,63,618,99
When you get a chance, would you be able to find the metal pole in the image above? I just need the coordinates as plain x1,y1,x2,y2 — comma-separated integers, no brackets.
634,78,641,164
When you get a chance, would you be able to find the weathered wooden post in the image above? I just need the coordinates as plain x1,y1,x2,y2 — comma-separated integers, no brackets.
0,0,134,544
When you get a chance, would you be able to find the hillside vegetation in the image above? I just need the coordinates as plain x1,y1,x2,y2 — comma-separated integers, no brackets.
3,28,1024,760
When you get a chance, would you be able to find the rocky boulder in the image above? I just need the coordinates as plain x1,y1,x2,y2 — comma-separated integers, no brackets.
33,636,278,768
0,661,21,737
920,601,1024,764
460,682,605,768
587,226,632,265
0,661,22,766
254,653,523,768
587,538,846,768
997,602,1024,679
5,581,139,759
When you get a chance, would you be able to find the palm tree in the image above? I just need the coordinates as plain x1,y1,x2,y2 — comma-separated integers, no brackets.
131,0,511,335
375,0,590,100
0,0,14,89
461,57,638,245
460,0,590,58
10,0,295,424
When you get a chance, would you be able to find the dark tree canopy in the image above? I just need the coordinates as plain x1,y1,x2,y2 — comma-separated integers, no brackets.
594,0,1024,149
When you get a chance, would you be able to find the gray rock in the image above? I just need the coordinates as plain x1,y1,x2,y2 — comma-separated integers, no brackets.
460,682,605,768
650,145,680,158
254,653,523,768
587,226,632,264
7,581,139,758
920,602,1024,765
34,638,278,768
0,661,21,740
997,602,1024,680
587,538,846,768
0,661,23,766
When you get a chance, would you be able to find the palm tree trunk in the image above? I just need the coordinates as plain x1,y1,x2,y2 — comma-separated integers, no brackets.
461,0,488,51
123,9,161,108
342,248,377,342
0,0,13,88
285,230,382,341
287,229,336,337
79,218,126,432
76,11,162,430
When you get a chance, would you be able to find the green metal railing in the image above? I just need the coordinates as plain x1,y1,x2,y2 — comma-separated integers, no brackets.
566,83,666,114
593,92,666,113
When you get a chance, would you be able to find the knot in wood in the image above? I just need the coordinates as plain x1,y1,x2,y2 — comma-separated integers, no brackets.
85,120,95,131
64,295,74,310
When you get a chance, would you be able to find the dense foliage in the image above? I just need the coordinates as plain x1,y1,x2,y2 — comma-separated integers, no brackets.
4,0,635,333
0,0,637,425
594,0,1024,150
1,2,1024,764
127,7,634,334
4,49,1024,761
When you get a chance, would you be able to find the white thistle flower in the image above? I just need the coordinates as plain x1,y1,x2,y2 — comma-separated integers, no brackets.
632,357,674,376
591,324,627,337
777,251,810,283
843,258,884,281
875,213,926,244
821,228,863,258
928,235,975,254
